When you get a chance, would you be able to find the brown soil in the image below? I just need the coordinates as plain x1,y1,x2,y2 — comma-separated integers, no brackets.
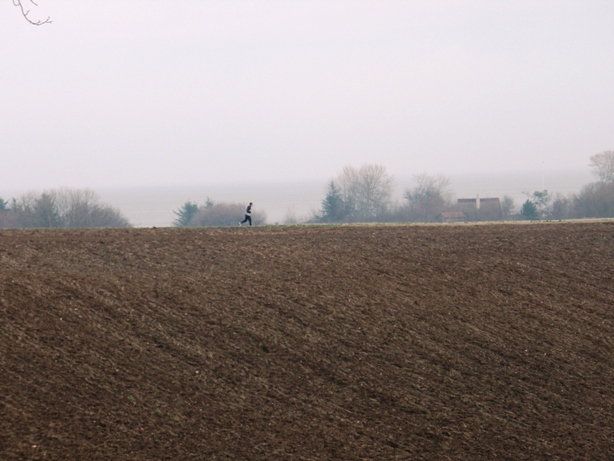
1,223,613,460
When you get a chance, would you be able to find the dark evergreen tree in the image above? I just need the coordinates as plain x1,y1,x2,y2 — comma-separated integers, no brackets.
320,181,347,223
173,201,202,227
520,200,539,220
33,193,61,228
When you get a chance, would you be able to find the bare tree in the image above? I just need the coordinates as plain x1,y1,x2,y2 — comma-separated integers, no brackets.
404,173,452,222
4,192,38,227
283,206,304,225
54,188,130,228
334,164,395,222
14,0,51,25
589,150,614,184
500,195,516,219
0,188,130,228
548,193,571,220
572,182,614,218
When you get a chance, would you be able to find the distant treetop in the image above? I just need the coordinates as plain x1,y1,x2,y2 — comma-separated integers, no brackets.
589,150,614,184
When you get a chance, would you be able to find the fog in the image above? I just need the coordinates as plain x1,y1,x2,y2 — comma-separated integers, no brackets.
1,1,613,196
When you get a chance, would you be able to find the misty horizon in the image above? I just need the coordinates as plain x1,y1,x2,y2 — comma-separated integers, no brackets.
0,167,586,227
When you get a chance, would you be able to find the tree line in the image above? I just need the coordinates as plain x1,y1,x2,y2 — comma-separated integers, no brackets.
313,165,503,224
2,151,612,229
312,150,614,224
517,150,614,221
171,150,614,227
0,188,130,228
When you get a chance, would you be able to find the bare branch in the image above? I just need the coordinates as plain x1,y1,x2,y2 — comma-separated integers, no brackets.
589,150,614,184
13,0,51,25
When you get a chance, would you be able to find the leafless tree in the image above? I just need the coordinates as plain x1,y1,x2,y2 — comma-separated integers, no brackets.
571,182,614,218
500,195,516,219
589,150,614,184
334,164,395,222
404,173,452,222
53,188,130,228
547,193,571,220
14,0,51,25
0,188,130,228
283,206,306,225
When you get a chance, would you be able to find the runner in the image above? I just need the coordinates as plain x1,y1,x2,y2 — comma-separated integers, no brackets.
239,202,253,226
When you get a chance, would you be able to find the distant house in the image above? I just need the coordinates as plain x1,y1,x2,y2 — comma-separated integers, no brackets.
457,195,501,220
437,211,466,223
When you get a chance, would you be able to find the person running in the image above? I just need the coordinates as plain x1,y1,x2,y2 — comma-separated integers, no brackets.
240,202,253,226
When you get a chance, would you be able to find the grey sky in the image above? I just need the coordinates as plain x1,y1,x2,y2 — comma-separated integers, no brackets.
2,0,613,191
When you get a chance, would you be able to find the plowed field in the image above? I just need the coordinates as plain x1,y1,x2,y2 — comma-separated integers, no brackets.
1,222,613,460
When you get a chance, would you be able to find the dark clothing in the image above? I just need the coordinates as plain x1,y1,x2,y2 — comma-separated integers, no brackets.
240,204,252,226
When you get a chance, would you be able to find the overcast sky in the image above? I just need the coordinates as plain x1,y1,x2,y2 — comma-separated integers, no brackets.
1,0,613,191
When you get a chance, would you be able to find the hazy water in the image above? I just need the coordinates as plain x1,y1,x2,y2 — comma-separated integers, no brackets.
1,169,592,228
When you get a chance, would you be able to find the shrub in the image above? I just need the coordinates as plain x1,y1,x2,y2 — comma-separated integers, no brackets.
189,202,267,227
